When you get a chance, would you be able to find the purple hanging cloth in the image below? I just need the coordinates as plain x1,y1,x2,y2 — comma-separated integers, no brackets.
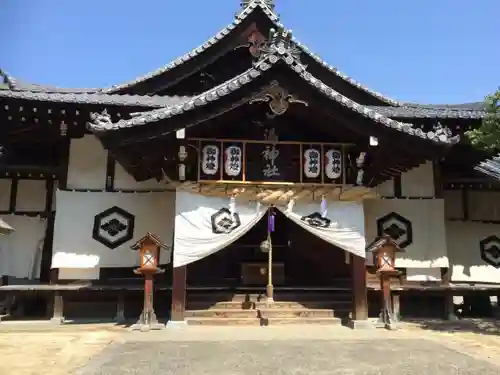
268,208,275,233
320,196,328,218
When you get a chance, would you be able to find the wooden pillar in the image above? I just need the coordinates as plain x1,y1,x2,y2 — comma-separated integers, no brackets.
441,267,457,320
46,268,64,324
392,293,401,321
115,291,126,323
170,265,187,322
351,254,368,321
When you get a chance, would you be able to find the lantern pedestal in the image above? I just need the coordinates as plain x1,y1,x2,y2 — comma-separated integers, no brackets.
376,268,401,330
131,267,165,332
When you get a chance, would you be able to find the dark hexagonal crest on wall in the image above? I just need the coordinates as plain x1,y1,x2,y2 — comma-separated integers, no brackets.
92,206,135,249
480,235,500,268
211,208,241,234
376,212,413,249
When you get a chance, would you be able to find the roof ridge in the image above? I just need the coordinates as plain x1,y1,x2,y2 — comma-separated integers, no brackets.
89,29,458,145
101,1,403,105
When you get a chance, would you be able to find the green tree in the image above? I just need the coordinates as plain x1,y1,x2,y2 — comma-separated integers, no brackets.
466,88,500,152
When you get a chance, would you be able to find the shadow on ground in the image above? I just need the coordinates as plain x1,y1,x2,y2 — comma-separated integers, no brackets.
406,318,500,336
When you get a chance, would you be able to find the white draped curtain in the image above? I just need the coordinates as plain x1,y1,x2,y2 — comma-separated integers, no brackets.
173,193,367,268
173,192,266,268
278,200,366,258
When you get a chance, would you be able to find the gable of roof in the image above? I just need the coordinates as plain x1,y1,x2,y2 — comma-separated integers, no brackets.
88,28,458,146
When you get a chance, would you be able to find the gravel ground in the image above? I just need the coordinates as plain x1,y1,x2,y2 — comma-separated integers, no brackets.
77,337,500,375
1,322,500,375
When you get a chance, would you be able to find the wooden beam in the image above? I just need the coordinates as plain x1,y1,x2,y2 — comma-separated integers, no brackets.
105,152,116,191
39,178,55,282
58,138,70,189
8,177,18,213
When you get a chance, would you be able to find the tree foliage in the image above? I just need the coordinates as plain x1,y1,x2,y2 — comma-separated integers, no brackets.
466,88,500,152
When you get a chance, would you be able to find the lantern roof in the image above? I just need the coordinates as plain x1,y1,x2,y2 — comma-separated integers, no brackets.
366,234,404,254
130,232,169,250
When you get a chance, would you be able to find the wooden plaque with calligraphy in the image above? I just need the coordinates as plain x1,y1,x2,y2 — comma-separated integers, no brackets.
245,143,300,182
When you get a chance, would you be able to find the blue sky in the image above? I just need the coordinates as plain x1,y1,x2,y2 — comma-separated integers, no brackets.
1,0,499,104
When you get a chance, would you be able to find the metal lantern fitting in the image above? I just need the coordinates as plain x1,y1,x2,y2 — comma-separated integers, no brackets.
131,233,166,271
130,232,168,332
260,239,271,253
366,234,404,274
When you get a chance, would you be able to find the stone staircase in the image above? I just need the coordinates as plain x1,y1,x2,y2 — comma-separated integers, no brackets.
185,288,352,326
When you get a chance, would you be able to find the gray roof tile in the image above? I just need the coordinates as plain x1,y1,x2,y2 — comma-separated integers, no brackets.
367,105,486,119
475,155,500,180
0,87,190,108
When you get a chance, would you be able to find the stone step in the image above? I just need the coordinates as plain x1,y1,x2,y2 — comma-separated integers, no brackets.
185,309,259,318
254,301,352,310
185,308,345,319
186,317,261,326
260,309,337,318
188,292,352,303
186,300,352,310
264,317,342,325
185,316,342,326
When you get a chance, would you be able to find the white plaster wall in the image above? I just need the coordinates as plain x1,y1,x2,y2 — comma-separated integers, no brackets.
400,161,435,197
446,221,500,283
113,162,164,190
468,191,500,221
375,179,394,197
52,190,175,279
0,215,47,278
0,179,11,211
443,190,463,219
16,180,46,212
364,199,448,273
67,135,107,190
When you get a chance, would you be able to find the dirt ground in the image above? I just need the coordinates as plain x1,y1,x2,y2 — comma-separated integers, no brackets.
0,324,121,375
0,320,499,375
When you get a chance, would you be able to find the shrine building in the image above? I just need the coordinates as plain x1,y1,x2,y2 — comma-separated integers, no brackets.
0,0,498,326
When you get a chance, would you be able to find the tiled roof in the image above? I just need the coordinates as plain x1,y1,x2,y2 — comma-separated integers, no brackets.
1,68,100,93
88,34,458,145
475,155,500,181
367,104,486,119
0,87,189,108
0,1,487,116
98,1,279,94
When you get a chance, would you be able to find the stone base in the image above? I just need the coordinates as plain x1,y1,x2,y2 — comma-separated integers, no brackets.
49,317,64,325
384,322,400,330
447,313,459,321
130,323,165,332
346,319,375,330
166,320,188,328
492,307,500,319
